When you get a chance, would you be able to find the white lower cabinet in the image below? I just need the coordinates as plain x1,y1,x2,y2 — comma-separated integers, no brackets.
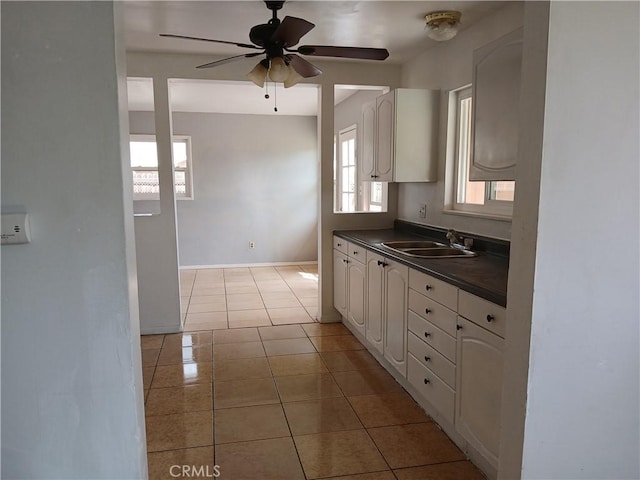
346,251,366,337
382,259,409,377
456,312,505,470
333,248,348,318
365,251,385,354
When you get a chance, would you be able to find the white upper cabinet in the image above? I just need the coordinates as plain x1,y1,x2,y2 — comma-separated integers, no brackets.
470,28,523,181
360,89,439,183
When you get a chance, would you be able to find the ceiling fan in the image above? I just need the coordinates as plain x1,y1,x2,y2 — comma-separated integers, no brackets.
160,0,390,89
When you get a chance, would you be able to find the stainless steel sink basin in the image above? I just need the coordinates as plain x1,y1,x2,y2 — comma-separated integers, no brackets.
381,241,446,249
401,247,476,258
381,241,477,258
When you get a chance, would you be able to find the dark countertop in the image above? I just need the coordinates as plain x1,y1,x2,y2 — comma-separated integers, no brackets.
334,227,509,307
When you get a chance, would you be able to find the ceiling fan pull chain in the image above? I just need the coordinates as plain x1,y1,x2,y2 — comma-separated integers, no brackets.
274,83,278,112
264,80,270,100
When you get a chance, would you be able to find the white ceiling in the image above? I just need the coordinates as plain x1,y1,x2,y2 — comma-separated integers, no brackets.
124,1,507,115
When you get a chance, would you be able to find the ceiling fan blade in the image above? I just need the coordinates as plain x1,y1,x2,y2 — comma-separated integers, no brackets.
297,45,389,61
196,52,264,69
160,33,261,50
270,16,315,47
286,54,322,78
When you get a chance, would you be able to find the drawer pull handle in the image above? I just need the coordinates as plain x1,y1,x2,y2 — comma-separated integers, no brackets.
337,243,342,247
425,308,431,315
343,259,350,264
377,260,388,267
424,356,431,362
456,324,462,331
423,378,430,385
424,332,431,338
425,285,432,291
486,314,495,322
353,251,358,255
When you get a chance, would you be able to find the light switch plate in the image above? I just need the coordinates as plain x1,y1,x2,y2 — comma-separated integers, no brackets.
1,213,31,245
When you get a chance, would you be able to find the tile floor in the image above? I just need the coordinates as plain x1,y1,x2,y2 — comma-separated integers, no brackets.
141,266,485,480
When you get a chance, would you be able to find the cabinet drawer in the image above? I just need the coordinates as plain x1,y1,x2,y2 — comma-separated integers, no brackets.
408,289,457,337
458,290,506,338
333,236,348,255
347,242,366,264
409,269,458,311
408,332,455,388
408,353,455,424
408,310,456,363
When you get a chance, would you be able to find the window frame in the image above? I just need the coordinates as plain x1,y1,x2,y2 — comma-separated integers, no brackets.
336,125,358,213
446,85,514,219
129,134,194,201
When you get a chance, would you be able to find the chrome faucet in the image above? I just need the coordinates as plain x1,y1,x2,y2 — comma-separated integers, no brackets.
446,229,461,247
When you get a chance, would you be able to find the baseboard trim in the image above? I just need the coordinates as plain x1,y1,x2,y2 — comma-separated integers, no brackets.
180,261,318,270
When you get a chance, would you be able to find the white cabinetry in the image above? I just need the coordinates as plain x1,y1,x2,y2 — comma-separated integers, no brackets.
406,270,458,423
360,89,439,183
365,250,408,377
333,236,367,337
455,291,506,469
470,28,523,181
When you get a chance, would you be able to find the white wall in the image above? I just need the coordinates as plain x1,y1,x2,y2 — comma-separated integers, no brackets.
517,2,640,478
1,2,146,478
130,111,318,266
399,2,524,240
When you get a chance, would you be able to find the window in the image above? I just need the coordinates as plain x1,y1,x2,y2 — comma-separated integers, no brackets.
336,126,357,212
449,86,514,217
129,135,193,200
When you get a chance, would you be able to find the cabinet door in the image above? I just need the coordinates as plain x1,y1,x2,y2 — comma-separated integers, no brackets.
333,250,348,318
360,99,377,181
383,259,408,377
347,260,366,337
375,92,395,182
365,252,385,354
470,28,523,181
455,316,504,468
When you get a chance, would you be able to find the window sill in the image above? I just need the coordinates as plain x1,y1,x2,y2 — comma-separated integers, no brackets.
442,208,512,223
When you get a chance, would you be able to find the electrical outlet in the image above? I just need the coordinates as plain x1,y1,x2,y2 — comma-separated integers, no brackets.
249,241,255,249
419,204,427,218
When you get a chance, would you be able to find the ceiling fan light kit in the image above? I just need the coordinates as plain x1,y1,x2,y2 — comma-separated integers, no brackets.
425,11,462,42
161,0,390,98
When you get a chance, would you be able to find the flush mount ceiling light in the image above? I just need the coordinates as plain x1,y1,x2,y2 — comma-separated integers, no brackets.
425,11,462,42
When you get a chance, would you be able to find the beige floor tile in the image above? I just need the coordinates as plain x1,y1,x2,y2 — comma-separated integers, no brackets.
328,472,396,480
213,357,272,382
268,307,314,325
303,322,350,337
225,284,259,295
320,350,382,372
226,293,263,310
309,334,365,352
256,281,291,293
185,312,228,330
145,411,213,452
268,353,328,376
215,404,290,444
283,397,363,435
332,368,403,396
187,303,227,314
151,363,213,389
215,437,305,480
227,314,272,328
223,267,251,276
141,335,165,350
191,286,226,296
263,337,317,356
147,446,215,480
294,429,388,479
143,366,155,390
142,348,160,367
393,461,485,480
305,307,318,319
258,324,307,340
183,320,228,332
298,296,318,308
290,287,319,298
163,331,213,349
348,392,431,428
275,373,343,402
189,294,226,305
213,341,265,361
226,309,270,328
214,377,279,409
368,423,465,469
157,345,213,366
262,295,301,308
145,384,212,416
213,327,260,344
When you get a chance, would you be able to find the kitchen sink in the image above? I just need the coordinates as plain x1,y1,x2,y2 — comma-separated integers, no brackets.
381,241,477,258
